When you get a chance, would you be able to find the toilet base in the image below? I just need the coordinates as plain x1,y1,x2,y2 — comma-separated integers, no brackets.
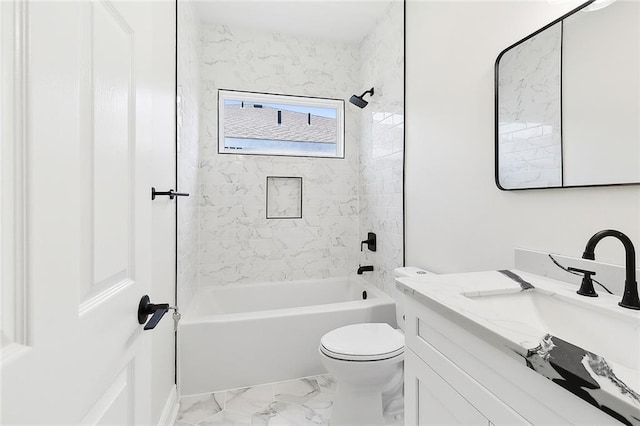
319,349,403,426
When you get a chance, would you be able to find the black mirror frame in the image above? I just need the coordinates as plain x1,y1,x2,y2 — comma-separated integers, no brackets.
494,0,640,191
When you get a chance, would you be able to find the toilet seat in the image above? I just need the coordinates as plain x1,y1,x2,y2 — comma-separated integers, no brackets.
320,323,404,362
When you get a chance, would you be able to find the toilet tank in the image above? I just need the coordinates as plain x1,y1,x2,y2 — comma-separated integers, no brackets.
393,267,435,331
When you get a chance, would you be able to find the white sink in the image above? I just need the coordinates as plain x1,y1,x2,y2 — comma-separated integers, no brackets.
465,288,640,371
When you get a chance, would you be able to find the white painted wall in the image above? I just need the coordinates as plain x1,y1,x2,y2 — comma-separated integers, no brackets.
405,0,640,274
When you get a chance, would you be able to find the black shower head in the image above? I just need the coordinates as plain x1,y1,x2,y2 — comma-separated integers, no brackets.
349,94,368,108
349,87,375,109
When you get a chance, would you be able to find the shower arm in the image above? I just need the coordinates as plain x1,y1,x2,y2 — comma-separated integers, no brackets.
359,88,374,99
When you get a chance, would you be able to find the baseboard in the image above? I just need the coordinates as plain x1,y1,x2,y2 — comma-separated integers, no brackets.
157,385,179,426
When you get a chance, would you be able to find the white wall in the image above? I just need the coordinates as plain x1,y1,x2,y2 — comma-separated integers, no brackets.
358,1,405,295
177,0,200,309
405,0,640,274
198,24,361,286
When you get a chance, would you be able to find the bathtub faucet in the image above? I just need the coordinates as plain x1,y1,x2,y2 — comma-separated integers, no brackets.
357,265,374,275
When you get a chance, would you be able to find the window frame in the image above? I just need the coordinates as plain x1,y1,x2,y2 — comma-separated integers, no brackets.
217,89,345,159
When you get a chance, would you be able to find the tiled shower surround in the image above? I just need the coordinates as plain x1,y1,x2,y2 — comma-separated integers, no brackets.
177,1,405,297
198,23,361,286
177,0,201,308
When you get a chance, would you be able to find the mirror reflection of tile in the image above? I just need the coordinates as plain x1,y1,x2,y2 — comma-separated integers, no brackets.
266,176,302,219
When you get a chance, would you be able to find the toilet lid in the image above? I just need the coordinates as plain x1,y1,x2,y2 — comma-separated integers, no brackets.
320,323,404,361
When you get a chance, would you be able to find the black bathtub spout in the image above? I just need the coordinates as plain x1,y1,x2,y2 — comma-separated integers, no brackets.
582,229,640,310
357,265,374,275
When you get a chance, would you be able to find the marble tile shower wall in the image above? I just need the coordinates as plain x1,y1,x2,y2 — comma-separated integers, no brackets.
198,24,361,286
358,2,405,296
177,0,200,307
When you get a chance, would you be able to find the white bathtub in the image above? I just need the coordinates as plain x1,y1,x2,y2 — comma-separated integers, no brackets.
178,276,396,396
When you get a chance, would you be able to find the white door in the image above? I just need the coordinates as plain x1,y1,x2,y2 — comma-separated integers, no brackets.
1,1,175,423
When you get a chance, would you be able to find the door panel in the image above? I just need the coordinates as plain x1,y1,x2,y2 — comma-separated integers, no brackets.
0,0,28,355
1,1,174,423
80,363,134,425
91,0,133,291
80,0,137,310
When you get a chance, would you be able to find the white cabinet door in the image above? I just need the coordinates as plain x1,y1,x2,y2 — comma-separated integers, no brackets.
404,299,531,426
406,349,489,426
1,1,174,423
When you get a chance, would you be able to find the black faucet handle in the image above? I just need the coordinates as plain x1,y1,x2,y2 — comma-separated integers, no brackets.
568,267,598,297
568,267,596,276
360,232,376,252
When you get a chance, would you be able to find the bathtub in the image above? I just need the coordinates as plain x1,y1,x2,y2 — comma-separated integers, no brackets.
178,276,396,396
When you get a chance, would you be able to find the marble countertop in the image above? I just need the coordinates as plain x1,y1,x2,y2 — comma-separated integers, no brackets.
396,269,640,425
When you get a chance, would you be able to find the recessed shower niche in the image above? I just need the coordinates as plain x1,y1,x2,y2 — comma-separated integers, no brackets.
266,176,303,219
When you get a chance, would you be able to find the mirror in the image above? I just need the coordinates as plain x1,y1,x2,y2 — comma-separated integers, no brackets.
495,0,640,190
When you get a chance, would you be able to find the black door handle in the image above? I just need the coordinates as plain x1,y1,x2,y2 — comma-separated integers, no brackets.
151,187,190,200
138,295,176,330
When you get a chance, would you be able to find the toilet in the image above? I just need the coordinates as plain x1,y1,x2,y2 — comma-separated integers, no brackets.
318,267,432,426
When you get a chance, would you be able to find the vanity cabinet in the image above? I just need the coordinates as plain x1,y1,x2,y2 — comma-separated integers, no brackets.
405,338,527,425
405,349,498,425
403,295,622,426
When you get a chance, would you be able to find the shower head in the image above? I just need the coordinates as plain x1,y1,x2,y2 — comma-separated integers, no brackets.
349,95,368,109
349,88,375,109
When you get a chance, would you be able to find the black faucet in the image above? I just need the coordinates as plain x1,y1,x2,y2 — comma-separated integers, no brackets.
582,229,640,310
357,265,374,275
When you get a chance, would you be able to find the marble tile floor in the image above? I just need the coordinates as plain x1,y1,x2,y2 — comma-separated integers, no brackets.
175,374,404,426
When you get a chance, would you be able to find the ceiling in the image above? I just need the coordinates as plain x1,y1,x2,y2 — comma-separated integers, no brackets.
192,0,397,44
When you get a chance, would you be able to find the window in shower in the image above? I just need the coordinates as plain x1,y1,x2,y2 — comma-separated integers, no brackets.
218,89,345,158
